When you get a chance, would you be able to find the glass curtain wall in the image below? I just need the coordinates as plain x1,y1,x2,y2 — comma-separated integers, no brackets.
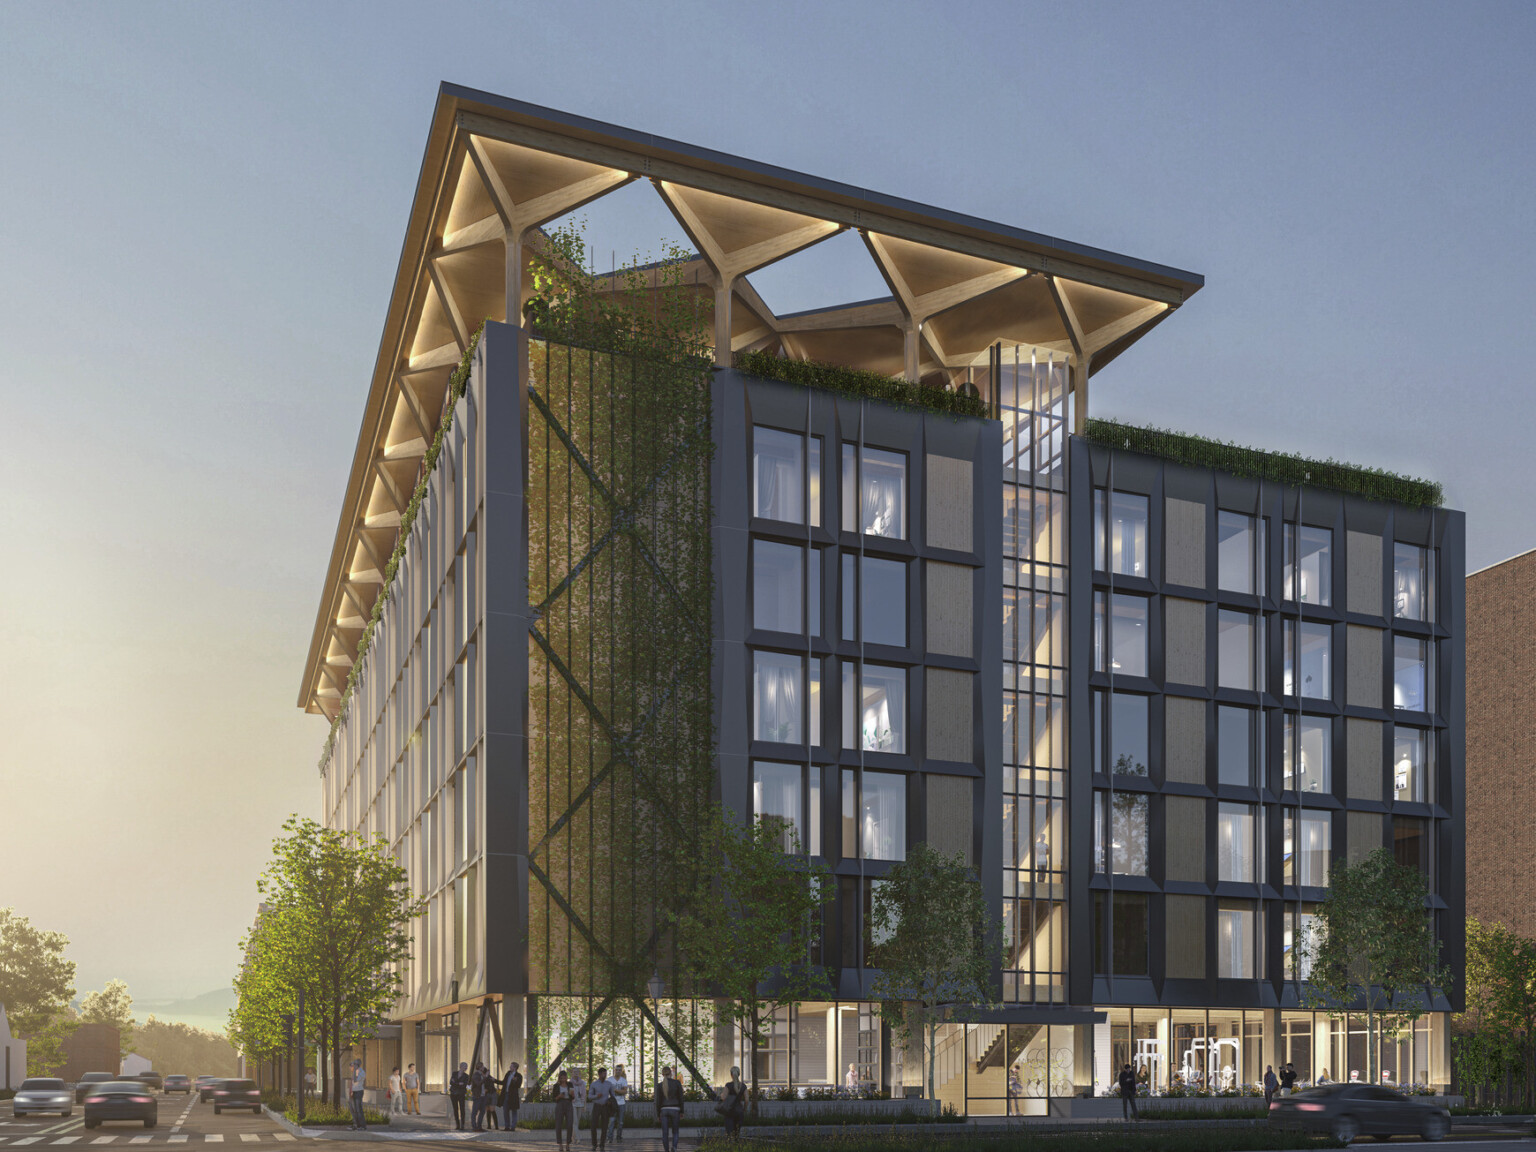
996,347,1070,1005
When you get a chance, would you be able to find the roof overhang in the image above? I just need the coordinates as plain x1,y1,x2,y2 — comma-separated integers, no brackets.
298,82,1204,716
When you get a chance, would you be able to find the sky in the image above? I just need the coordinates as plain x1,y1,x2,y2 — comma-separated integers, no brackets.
0,1,1532,1008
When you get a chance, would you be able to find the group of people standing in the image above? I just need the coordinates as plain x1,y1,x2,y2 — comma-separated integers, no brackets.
1262,1062,1300,1104
546,1063,634,1150
446,1060,526,1132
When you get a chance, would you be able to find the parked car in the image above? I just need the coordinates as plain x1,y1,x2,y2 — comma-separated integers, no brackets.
163,1075,191,1094
1269,1083,1450,1143
210,1079,261,1115
195,1076,222,1102
12,1077,73,1117
134,1071,163,1091
82,1081,157,1129
74,1073,117,1104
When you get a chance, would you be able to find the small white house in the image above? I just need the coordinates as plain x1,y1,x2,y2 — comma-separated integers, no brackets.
0,1004,28,1090
120,1053,152,1077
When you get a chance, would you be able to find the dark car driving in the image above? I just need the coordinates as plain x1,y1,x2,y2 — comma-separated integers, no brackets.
134,1071,163,1091
210,1079,261,1115
82,1081,158,1129
195,1075,221,1102
1269,1083,1450,1143
163,1075,191,1094
74,1073,117,1104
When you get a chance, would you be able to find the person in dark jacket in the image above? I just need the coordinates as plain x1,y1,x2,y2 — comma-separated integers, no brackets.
653,1065,685,1152
720,1066,747,1138
1263,1065,1278,1106
1117,1063,1139,1120
470,1063,491,1131
552,1071,576,1149
501,1061,523,1131
449,1062,470,1130
1279,1063,1297,1096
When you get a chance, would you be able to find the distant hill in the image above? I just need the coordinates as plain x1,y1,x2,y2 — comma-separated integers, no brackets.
134,987,236,1034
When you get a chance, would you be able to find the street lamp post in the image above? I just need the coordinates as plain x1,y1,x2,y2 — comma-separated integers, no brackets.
296,989,306,1124
281,1014,295,1100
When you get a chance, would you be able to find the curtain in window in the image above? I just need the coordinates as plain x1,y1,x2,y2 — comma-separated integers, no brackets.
860,450,904,538
860,666,905,753
752,761,801,851
754,430,802,522
753,652,802,744
861,771,906,860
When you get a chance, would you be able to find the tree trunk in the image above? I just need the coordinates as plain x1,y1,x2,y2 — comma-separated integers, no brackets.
926,1013,936,1105
1366,998,1376,1087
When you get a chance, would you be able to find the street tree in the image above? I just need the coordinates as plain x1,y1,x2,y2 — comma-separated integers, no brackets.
247,816,424,1108
1303,847,1447,1086
0,908,77,1074
674,808,831,1113
79,979,137,1059
868,843,1001,1102
1456,919,1536,1107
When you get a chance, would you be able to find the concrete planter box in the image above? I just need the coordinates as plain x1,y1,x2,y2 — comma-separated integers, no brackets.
512,1098,933,1123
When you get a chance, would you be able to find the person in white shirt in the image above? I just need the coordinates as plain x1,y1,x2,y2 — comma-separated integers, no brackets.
403,1064,421,1114
586,1068,613,1151
388,1067,404,1114
608,1064,629,1142
844,1063,859,1096
348,1059,367,1130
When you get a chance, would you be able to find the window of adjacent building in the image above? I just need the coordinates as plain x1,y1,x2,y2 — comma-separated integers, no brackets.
843,768,905,861
1094,591,1149,677
754,540,804,633
1394,727,1432,803
1218,802,1259,882
1093,891,1150,977
754,427,814,523
1284,620,1332,699
842,662,906,754
1218,511,1261,594
1284,524,1333,606
753,650,803,744
1293,810,1331,887
1284,715,1332,793
753,761,804,853
1394,636,1433,711
1393,816,1429,876
1093,690,1149,776
1093,790,1149,876
1218,609,1261,690
842,444,906,539
862,556,906,647
1094,489,1149,577
1218,705,1260,787
1393,543,1433,622
1217,901,1258,979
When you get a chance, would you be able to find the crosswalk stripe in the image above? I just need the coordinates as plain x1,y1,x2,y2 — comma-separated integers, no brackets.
204,1138,222,1144
166,1138,186,1144
12,1139,42,1146
51,1139,80,1145
273,1137,294,1143
129,1138,153,1144
89,1138,115,1144
238,1138,259,1144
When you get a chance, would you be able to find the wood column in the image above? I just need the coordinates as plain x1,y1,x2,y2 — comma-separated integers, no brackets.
714,276,734,369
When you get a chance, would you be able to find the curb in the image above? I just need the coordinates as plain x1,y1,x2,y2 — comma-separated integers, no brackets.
262,1107,303,1137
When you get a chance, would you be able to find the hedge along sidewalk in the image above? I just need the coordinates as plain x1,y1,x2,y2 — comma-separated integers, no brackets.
1084,418,1442,508
735,349,989,420
727,1124,1338,1152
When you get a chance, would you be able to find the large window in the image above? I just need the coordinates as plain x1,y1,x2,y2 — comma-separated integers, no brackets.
842,554,906,647
1094,892,1150,976
754,428,820,524
1284,620,1332,699
1094,591,1149,677
753,761,804,852
1393,727,1432,803
842,769,905,860
1394,636,1433,711
1094,490,1149,577
1218,609,1261,690
1217,902,1258,979
1394,543,1433,622
1284,524,1332,606
754,541,804,633
1094,690,1149,776
1284,715,1332,793
1218,511,1261,594
1393,816,1428,876
1284,907,1319,980
1218,706,1260,787
753,651,803,744
842,662,906,754
842,445,906,539
1295,811,1331,888
1093,791,1149,876
1218,802,1259,882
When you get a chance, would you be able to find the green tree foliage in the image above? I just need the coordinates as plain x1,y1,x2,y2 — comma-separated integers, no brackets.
134,1017,239,1078
1454,919,1536,1107
233,817,425,1108
0,908,78,1075
868,844,1001,1102
675,809,831,1111
79,979,137,1059
1303,847,1447,1086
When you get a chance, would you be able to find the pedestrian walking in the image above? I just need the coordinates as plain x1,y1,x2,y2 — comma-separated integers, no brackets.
449,1061,470,1130
553,1071,576,1149
388,1067,404,1115
608,1063,628,1142
484,1064,500,1130
653,1065,684,1152
570,1068,588,1135
470,1063,491,1131
1279,1062,1297,1098
402,1064,421,1114
1263,1065,1278,1107
1007,1068,1022,1116
1117,1063,1139,1121
586,1066,614,1150
348,1059,367,1131
501,1061,522,1131
303,1069,315,1097
718,1066,747,1138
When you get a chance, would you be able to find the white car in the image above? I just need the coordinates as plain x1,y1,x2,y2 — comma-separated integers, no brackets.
13,1077,73,1117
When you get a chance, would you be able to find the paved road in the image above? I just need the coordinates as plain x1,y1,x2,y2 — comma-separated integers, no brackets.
1,1092,294,1148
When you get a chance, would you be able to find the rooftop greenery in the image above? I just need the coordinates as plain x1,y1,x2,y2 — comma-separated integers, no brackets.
1084,418,1443,507
735,348,989,419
